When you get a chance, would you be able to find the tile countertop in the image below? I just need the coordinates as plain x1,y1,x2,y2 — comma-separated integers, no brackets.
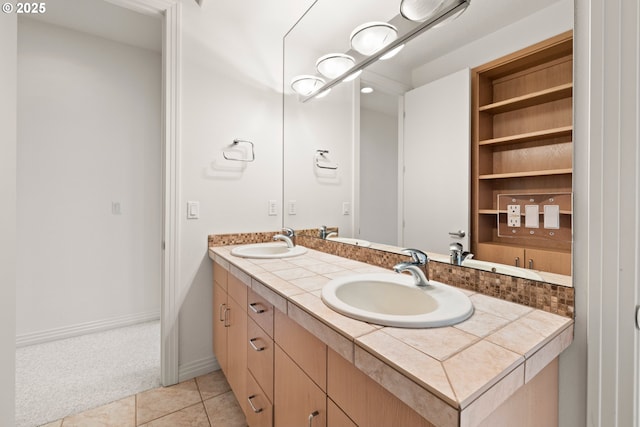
208,245,574,427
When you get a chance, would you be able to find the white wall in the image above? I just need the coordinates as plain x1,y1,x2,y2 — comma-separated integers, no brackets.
0,12,17,427
176,0,312,378
359,107,398,244
16,18,162,342
411,0,573,87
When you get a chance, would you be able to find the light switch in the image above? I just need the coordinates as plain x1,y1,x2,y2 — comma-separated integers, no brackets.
111,202,122,215
288,200,297,215
544,205,560,229
525,205,539,228
342,202,351,216
187,201,199,219
268,200,278,216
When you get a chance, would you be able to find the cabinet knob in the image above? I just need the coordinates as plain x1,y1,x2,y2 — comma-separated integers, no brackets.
528,259,534,269
247,395,263,413
515,257,520,267
308,410,320,427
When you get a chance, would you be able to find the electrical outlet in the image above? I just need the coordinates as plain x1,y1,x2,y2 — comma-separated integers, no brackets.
507,204,521,227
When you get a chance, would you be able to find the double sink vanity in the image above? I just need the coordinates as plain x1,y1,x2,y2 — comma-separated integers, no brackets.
208,231,573,427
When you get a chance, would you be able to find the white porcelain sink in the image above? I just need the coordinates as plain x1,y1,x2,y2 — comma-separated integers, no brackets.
462,259,543,281
230,242,307,259
321,273,473,328
327,236,372,247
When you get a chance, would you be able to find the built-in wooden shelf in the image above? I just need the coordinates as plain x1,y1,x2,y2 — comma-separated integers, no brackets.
479,209,572,215
479,168,573,180
478,126,573,147
479,83,573,114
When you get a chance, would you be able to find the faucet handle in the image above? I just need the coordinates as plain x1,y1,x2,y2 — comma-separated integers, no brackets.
281,227,295,237
402,248,428,265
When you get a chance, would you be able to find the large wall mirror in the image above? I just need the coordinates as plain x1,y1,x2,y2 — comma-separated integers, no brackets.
283,0,574,287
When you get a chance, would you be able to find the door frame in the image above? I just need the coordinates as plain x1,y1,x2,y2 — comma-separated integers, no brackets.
105,0,181,386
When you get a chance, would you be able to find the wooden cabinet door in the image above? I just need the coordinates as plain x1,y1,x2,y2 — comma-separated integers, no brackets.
525,247,571,275
274,346,326,427
247,317,274,402
476,243,525,268
227,296,248,416
212,282,228,373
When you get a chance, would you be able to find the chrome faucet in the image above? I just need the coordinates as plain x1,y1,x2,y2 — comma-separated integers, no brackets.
393,248,430,287
449,242,472,266
319,225,327,239
273,227,295,248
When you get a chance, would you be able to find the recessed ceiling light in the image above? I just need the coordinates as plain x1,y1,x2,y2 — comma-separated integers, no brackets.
361,87,374,94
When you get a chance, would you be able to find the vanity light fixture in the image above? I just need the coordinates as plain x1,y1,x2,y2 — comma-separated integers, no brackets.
350,22,399,56
342,69,363,82
315,88,332,99
400,0,468,24
316,53,356,79
379,43,405,60
290,75,326,96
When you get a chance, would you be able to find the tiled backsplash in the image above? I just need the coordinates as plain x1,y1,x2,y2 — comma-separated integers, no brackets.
208,231,574,319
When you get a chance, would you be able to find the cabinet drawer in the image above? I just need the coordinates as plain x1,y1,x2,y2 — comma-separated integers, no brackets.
274,310,327,391
213,261,228,291
248,288,274,338
328,398,357,427
247,317,274,402
246,371,273,427
228,271,248,307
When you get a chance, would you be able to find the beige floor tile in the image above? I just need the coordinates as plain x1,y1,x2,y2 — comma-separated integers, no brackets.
136,380,202,425
138,402,210,427
40,420,62,427
203,391,247,427
196,370,231,401
61,396,135,427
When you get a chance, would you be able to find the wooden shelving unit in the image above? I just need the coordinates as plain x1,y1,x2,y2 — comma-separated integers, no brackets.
471,31,573,276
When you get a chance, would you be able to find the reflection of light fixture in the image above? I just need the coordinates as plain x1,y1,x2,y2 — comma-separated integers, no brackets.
380,44,405,60
315,88,332,98
361,86,374,94
350,22,398,56
400,0,446,22
400,0,468,24
343,69,363,82
316,53,355,79
290,75,325,96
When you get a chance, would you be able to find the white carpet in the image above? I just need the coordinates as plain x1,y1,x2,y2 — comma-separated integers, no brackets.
15,321,161,427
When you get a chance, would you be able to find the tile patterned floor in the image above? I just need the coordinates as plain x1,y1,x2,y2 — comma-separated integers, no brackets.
39,370,246,427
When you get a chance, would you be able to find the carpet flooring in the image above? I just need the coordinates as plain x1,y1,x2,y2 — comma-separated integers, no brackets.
15,321,161,427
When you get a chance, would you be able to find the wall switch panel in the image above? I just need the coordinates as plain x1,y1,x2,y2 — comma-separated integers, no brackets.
507,204,521,227
342,202,351,216
544,205,560,229
111,202,122,215
268,200,278,216
525,205,540,228
288,200,297,215
187,201,199,219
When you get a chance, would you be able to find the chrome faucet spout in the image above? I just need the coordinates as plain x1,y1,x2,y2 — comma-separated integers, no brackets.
393,248,430,286
273,234,294,248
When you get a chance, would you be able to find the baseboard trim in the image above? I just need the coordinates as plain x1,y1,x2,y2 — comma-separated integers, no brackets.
16,310,161,348
178,356,220,383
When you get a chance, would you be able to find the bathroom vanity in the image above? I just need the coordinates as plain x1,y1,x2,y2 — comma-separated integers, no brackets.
208,237,573,427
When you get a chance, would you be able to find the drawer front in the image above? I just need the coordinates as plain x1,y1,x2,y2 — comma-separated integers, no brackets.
248,288,274,338
246,371,273,427
247,317,274,402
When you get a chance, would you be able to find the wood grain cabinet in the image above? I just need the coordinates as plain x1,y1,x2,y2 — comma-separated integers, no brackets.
471,31,573,275
212,262,248,415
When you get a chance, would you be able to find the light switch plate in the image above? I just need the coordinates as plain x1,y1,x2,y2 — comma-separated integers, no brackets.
268,200,278,216
342,202,351,216
187,201,199,219
544,205,560,229
288,200,297,215
525,205,540,228
507,204,520,227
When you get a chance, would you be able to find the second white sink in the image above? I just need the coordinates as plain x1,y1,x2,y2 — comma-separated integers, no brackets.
230,242,307,259
321,273,473,328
